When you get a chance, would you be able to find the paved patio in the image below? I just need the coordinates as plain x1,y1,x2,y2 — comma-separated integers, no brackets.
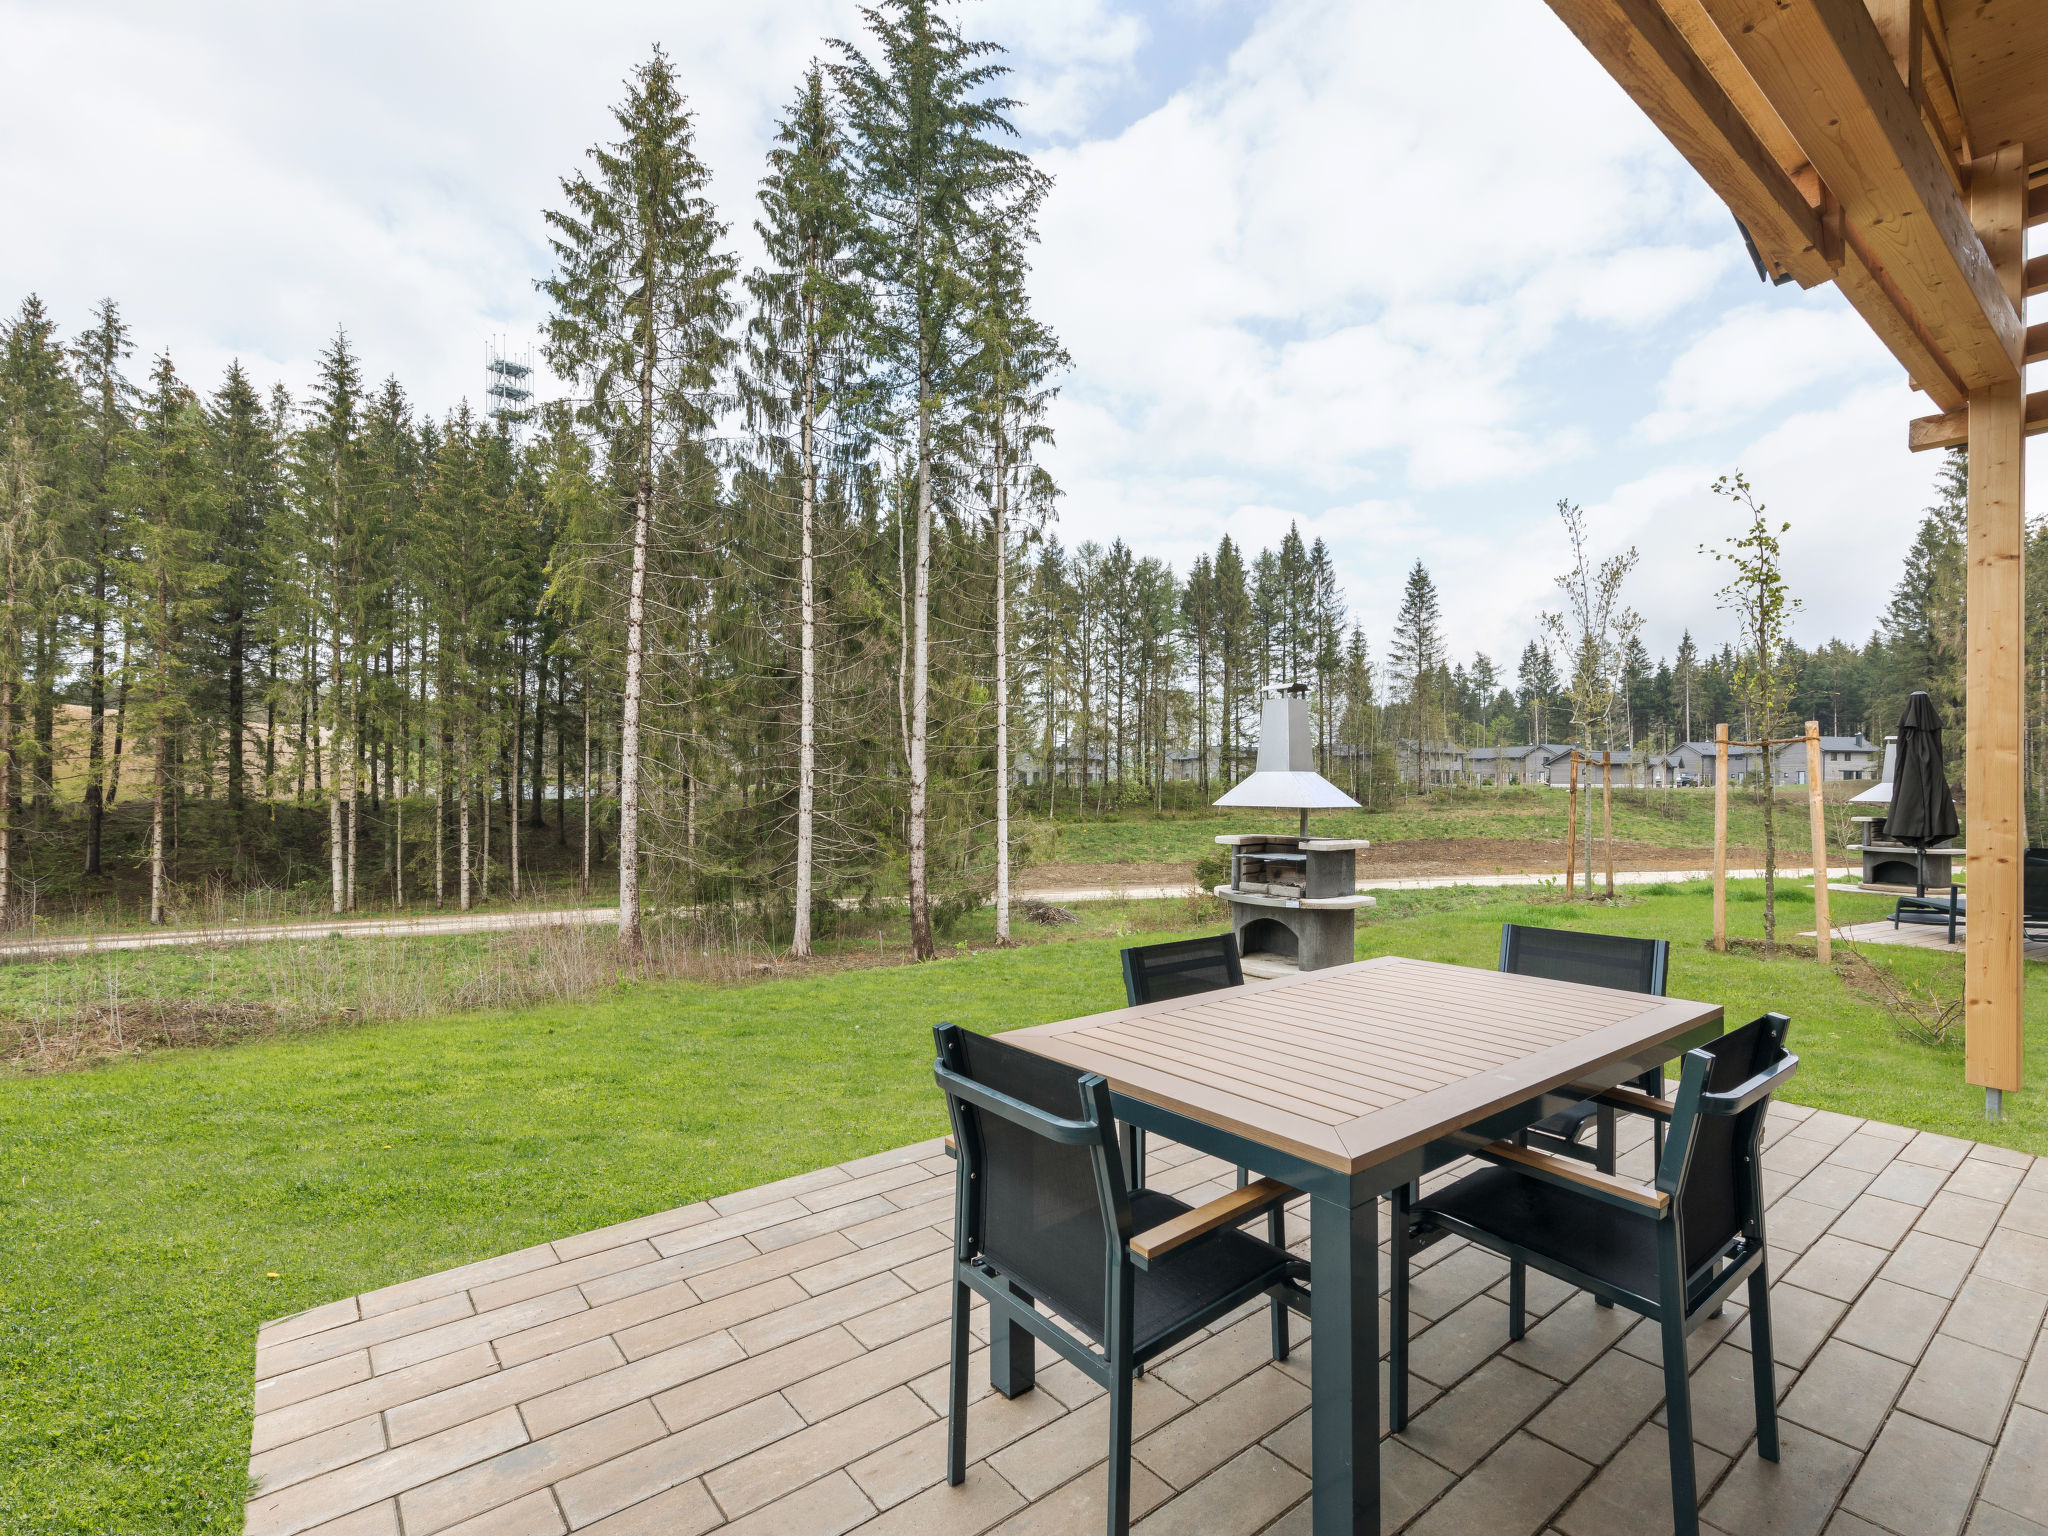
1828,920,2048,963
246,1104,2048,1536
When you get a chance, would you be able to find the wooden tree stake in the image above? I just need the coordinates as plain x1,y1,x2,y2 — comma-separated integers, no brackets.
1713,725,1729,953
1805,721,1831,964
1602,749,1615,900
1565,751,1579,897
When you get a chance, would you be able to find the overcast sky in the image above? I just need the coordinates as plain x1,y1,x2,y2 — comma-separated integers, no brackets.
5,0,2036,678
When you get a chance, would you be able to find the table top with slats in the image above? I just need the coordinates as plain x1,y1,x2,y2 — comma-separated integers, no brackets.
1002,955,1722,1173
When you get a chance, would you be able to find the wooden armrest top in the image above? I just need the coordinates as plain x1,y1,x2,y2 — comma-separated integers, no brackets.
1477,1139,1670,1213
1129,1177,1299,1263
944,1135,957,1156
1591,1085,1672,1119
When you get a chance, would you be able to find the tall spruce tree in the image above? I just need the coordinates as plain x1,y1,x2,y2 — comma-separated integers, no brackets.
542,46,737,960
744,63,866,957
1390,561,1445,790
71,300,137,875
834,0,1044,959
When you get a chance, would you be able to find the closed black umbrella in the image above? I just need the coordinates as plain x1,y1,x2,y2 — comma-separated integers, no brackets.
1888,692,1959,897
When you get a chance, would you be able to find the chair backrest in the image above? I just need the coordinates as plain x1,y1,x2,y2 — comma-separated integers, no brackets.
1121,932,1245,1006
1499,923,1669,996
1660,1013,1797,1276
933,1024,1126,1339
2027,858,2048,919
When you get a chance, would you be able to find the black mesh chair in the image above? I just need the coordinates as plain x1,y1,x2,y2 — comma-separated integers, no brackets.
1118,933,1245,1190
1500,924,1672,1168
1120,931,1245,1004
934,1024,1308,1536
1392,1013,1797,1536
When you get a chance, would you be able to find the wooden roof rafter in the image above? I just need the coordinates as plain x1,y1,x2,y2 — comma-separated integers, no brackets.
1550,0,2042,429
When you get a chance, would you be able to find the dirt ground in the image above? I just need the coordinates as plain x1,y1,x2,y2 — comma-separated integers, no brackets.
1020,838,1779,891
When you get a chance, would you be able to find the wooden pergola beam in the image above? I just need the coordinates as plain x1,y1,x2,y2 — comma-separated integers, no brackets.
1545,0,1832,286
1908,389,2048,452
1698,0,2023,390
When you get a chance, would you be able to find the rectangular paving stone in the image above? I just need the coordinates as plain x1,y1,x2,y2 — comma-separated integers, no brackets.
369,1288,588,1375
1406,1430,1592,1536
555,1395,800,1527
1833,1279,1949,1364
1133,1365,1308,1489
598,1278,806,1365
1943,1274,2048,1359
1879,1231,1980,1299
256,1347,497,1453
709,1164,850,1216
1653,1341,1795,1458
1700,1420,1864,1536
1132,1445,1307,1536
1789,1164,1878,1213
1919,1192,2007,1248
258,1292,476,1380
1867,1160,1950,1207
1978,1404,2048,1526
1979,1228,2048,1296
1948,1159,2027,1205
1841,1412,1992,1536
382,1340,624,1447
1557,1421,1729,1536
849,1377,1067,1511
2004,1190,2048,1239
358,1245,558,1318
398,1401,667,1536
296,1503,400,1536
1779,1340,1910,1450
1899,1133,1975,1172
714,1468,875,1536
262,1297,364,1348
684,1233,856,1303
250,1416,386,1496
1411,1293,1513,1387
1829,1195,1919,1252
245,1406,528,1536
643,1200,811,1259
786,1322,951,1424
728,1272,910,1355
434,1488,564,1536
792,1229,950,1297
514,1331,740,1441
1766,1197,1840,1255
1784,1236,1889,1303
748,1196,905,1255
2023,1324,2048,1412
662,1331,867,1441
1504,1290,1637,1383
989,1376,1192,1501
551,1204,715,1264
844,1284,953,1350
848,1463,1021,1536
1964,1502,2048,1536
984,1457,1174,1534
255,1352,374,1418
1526,1346,1666,1466
1401,1356,1559,1474
1900,1336,2024,1444
706,1384,933,1517
569,1479,722,1536
469,1242,658,1314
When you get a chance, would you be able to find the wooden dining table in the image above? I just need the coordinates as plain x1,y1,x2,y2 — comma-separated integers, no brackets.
1001,953,1724,1536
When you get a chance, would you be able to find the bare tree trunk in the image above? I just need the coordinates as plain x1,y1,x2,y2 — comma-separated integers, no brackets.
908,394,935,961
108,632,129,807
581,692,591,898
458,728,472,912
792,367,819,958
0,652,13,925
395,797,404,909
993,415,1012,945
618,475,650,958
1602,749,1615,899
84,564,107,875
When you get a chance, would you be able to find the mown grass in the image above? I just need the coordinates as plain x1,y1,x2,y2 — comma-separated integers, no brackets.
2,878,2039,1533
1022,784,1855,866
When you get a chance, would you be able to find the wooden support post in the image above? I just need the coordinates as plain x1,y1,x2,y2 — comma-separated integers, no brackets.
1602,750,1615,899
1806,722,1831,965
1713,725,1729,953
1566,751,1579,898
1965,143,2028,1119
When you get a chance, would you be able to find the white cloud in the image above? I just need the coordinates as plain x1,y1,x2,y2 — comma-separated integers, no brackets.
1634,303,1895,442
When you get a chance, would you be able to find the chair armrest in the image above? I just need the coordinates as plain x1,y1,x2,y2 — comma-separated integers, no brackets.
1475,1140,1669,1214
1129,1177,1299,1267
1589,1084,1671,1119
944,1136,957,1157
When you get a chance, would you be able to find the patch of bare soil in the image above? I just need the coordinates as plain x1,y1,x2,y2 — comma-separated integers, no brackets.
1025,840,1773,890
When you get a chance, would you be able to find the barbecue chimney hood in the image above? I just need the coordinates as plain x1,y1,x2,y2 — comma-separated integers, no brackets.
1213,684,1362,812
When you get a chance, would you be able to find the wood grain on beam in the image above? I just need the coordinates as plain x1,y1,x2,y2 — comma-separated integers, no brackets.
1699,0,2022,388
1908,389,2048,452
1548,0,1831,286
2028,254,2048,300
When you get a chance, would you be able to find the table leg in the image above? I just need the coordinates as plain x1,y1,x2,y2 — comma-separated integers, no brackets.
1311,1192,1380,1536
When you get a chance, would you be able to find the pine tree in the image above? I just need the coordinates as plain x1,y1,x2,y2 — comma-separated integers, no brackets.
0,382,66,917
542,46,738,960
834,0,1043,960
207,361,280,859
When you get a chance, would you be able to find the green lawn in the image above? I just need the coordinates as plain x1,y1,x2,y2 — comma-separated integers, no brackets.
2,880,2040,1532
1023,784,1843,866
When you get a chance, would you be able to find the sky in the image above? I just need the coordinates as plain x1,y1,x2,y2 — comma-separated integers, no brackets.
4,0,2038,680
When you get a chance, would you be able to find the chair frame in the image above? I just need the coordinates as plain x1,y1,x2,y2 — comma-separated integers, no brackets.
1119,931,1245,1006
1391,1014,1797,1536
934,1023,1309,1536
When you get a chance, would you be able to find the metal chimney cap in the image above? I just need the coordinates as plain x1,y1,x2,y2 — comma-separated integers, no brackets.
1212,689,1362,811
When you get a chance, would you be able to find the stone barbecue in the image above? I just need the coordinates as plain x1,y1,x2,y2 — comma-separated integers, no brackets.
1211,685,1375,977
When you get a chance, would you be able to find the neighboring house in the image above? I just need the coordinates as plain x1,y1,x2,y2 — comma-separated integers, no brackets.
1164,749,1218,784
1466,744,1556,786
1394,740,1468,786
1770,733,1878,785
1664,740,1766,786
